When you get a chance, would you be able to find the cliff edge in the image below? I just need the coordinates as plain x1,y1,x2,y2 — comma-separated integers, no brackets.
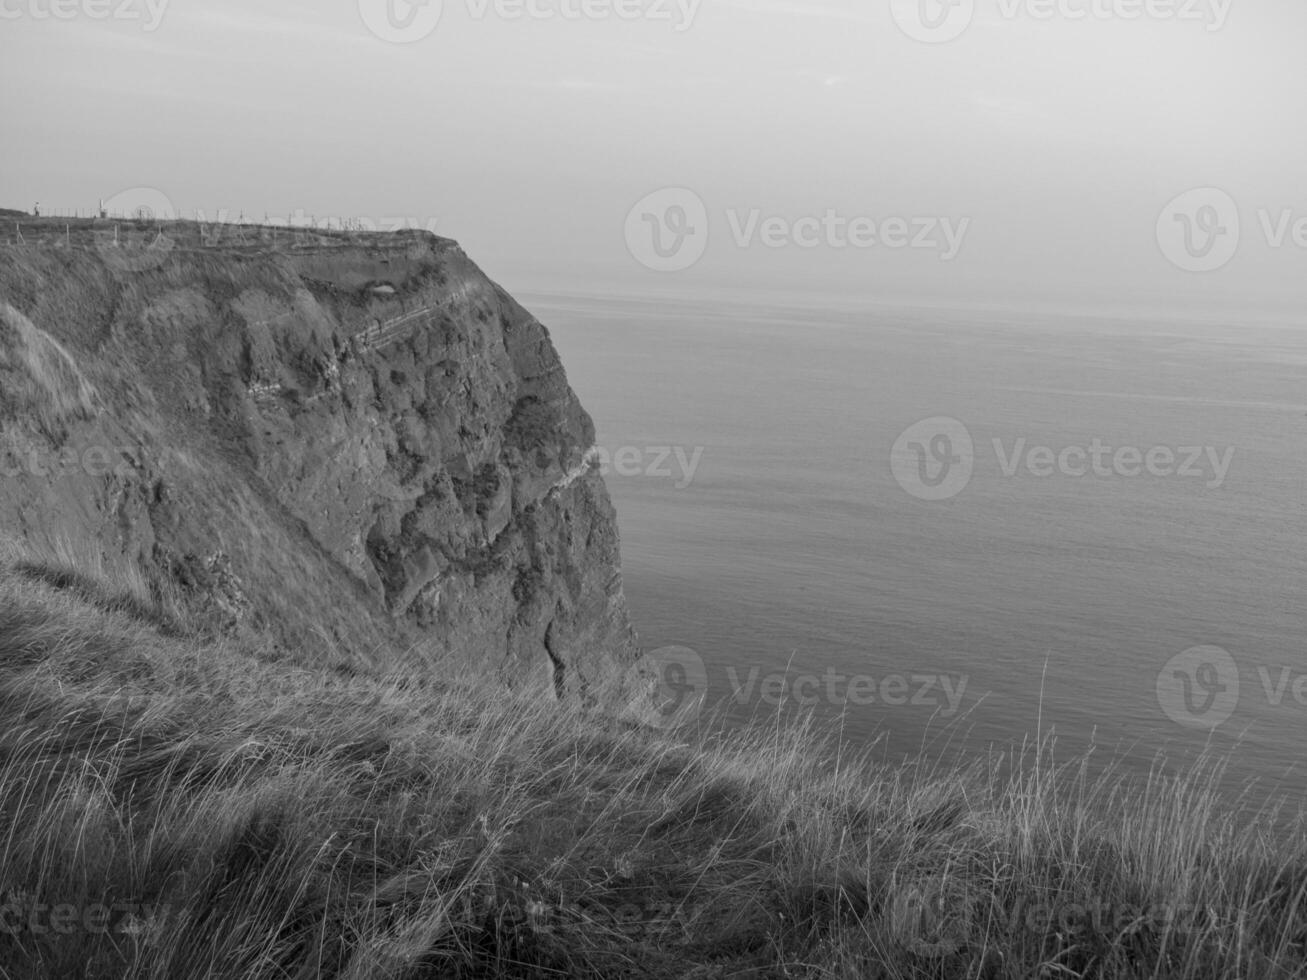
0,218,639,698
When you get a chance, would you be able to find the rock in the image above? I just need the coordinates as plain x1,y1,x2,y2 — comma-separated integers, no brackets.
0,225,639,699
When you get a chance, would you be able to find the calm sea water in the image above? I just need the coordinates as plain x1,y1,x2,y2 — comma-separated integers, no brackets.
532,291,1307,812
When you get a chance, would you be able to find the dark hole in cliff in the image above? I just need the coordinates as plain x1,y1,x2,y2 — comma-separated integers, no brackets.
364,522,404,597
449,462,500,520
472,463,499,518
511,562,546,614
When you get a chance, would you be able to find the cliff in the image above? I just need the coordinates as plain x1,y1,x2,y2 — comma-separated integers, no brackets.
0,218,639,698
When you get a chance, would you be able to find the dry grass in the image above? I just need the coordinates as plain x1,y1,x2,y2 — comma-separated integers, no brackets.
0,540,1305,979
0,304,99,440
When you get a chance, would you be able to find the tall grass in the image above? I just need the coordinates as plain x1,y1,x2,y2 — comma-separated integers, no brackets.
0,544,1304,979
0,304,99,440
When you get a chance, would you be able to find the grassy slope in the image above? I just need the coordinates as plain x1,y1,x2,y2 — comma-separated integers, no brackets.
0,542,1305,979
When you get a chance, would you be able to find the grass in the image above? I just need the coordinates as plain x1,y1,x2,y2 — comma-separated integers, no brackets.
0,303,99,440
0,542,1306,979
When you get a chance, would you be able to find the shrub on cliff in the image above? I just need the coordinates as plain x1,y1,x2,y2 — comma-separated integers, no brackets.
504,395,561,454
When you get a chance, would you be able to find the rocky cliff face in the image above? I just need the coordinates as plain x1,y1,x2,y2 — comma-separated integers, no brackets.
0,220,639,698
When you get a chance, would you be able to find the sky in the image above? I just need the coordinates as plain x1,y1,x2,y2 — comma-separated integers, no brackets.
2,0,1306,315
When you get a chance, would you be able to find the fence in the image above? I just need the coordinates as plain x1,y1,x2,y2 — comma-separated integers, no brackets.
16,207,426,231
2,211,437,251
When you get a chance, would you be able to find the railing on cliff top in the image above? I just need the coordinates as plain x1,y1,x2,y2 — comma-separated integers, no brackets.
2,209,440,248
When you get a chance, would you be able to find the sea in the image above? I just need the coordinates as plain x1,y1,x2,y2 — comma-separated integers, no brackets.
528,290,1307,816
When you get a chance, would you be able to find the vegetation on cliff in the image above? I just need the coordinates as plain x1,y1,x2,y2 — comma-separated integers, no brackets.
0,538,1305,980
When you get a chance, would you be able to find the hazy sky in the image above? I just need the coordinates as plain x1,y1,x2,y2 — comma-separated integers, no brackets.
3,0,1305,314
